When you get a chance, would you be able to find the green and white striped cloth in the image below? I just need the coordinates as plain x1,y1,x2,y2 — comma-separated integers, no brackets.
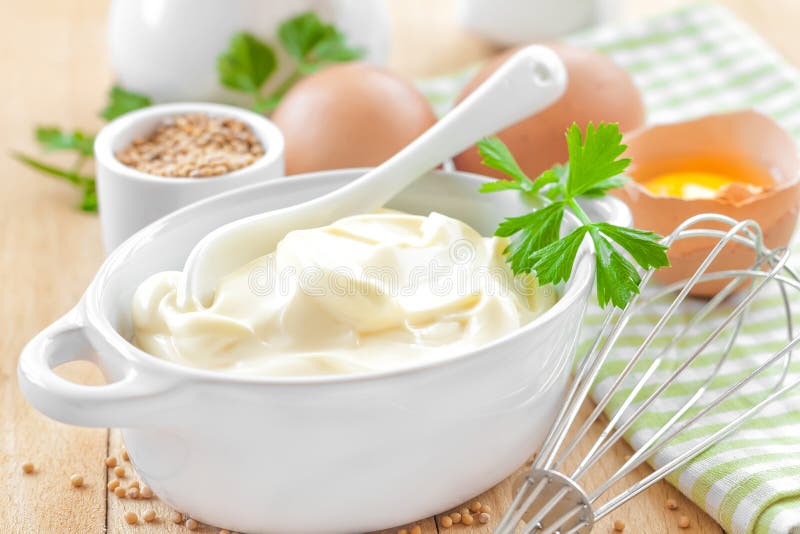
418,4,800,533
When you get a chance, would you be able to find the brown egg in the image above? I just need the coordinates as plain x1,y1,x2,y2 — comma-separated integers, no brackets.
272,63,437,175
453,43,645,179
617,110,800,296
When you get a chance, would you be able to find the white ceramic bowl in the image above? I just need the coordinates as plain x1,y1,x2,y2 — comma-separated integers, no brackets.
94,102,285,252
19,169,629,533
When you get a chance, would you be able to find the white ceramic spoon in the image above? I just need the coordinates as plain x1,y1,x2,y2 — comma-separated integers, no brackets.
178,45,567,308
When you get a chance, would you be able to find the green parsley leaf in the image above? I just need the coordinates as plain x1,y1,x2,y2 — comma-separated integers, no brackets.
593,223,669,271
100,86,152,121
590,227,643,308
217,33,278,94
527,226,589,285
496,202,565,273
278,11,362,68
477,137,531,187
35,127,94,156
477,122,669,309
564,122,630,198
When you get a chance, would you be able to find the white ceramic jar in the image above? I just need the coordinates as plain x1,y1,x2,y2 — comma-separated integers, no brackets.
94,102,284,252
108,0,390,103
458,0,619,45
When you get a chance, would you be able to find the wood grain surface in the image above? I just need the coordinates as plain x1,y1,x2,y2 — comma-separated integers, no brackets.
3,0,798,532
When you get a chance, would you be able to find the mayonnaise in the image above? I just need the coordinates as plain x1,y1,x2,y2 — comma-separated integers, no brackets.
132,212,557,376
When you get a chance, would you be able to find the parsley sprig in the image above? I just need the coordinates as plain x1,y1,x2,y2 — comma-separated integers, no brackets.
217,11,362,113
478,123,670,308
13,86,151,211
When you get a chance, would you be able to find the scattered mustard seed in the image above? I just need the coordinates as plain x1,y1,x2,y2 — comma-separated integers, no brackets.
171,511,184,524
469,501,482,513
613,519,625,531
410,526,422,534
678,515,690,529
127,487,139,499
143,509,156,523
107,479,120,491
114,466,125,478
124,512,138,525
440,516,453,528
220,530,231,534
462,513,474,526
114,486,126,498
140,484,153,499
128,480,140,489
450,512,461,524
186,518,199,530
666,498,678,510
104,456,117,468
481,504,492,514
479,512,490,524
398,529,408,534
70,474,84,488
21,462,34,474
121,448,130,462
459,507,470,517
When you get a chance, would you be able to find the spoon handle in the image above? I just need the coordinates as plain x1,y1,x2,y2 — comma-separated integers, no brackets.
180,45,567,307
320,45,567,213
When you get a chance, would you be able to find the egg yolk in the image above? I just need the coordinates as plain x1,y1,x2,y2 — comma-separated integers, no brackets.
643,171,760,200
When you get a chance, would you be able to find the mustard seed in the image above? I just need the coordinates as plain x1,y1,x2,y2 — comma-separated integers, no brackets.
114,486,126,498
186,518,199,530
116,114,264,178
462,513,474,526
459,507,470,517
398,529,408,534
107,479,120,491
21,462,34,474
440,516,453,528
171,511,184,524
140,484,153,499
410,526,421,534
481,504,492,514
479,512,490,524
469,501,482,513
114,466,125,478
128,480,140,489
450,512,461,524
127,487,139,499
143,509,156,522
124,512,138,525
220,530,231,534
666,498,678,510
121,448,130,462
678,515,690,529
70,474,84,488
104,456,117,468
614,519,625,531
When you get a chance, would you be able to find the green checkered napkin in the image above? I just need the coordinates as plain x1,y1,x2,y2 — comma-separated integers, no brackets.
418,4,800,533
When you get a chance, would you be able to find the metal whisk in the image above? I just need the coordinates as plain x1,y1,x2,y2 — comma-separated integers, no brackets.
497,214,800,534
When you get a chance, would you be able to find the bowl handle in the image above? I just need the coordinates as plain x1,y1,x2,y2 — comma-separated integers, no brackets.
18,308,171,428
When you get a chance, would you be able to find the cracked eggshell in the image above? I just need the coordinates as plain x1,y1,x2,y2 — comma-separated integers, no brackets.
615,110,800,296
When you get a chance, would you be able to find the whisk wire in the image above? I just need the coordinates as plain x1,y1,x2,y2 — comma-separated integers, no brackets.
497,214,800,534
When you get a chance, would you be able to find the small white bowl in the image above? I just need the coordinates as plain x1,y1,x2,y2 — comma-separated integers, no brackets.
94,102,284,252
19,168,630,533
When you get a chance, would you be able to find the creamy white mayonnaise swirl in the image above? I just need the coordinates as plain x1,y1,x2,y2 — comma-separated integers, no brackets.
132,212,557,376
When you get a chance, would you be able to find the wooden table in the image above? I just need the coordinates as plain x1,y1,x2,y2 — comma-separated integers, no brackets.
3,0,798,532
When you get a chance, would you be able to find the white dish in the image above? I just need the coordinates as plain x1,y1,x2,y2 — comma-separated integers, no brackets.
94,102,285,252
18,168,629,533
